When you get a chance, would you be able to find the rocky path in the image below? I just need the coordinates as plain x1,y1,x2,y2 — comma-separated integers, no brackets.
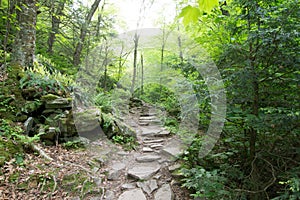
87,103,190,200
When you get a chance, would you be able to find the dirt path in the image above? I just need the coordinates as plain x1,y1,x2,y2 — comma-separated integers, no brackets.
86,103,191,200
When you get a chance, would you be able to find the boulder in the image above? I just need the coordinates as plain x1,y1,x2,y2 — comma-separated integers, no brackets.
73,108,101,132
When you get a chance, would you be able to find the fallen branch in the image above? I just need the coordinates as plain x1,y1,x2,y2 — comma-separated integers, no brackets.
31,144,54,162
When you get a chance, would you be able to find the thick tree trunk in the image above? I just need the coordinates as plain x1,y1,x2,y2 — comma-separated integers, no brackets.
11,0,37,68
73,0,102,66
47,0,66,54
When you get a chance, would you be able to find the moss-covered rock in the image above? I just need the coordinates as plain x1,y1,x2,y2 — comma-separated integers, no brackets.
41,94,60,102
73,108,102,132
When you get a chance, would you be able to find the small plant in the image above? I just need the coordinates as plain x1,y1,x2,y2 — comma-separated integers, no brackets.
63,140,86,150
112,134,137,150
94,92,112,113
180,166,230,199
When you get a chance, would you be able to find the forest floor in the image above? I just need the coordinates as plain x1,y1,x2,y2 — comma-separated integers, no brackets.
1,103,191,200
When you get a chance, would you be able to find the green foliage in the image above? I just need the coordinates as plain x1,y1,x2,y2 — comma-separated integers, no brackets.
112,134,137,151
135,83,180,118
180,166,230,199
94,92,112,113
63,140,86,150
19,56,74,98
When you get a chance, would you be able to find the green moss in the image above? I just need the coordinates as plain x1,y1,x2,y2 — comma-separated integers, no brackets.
41,94,60,102
0,137,23,166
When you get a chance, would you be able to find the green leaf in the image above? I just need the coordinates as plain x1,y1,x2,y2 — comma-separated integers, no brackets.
178,5,201,26
198,0,219,13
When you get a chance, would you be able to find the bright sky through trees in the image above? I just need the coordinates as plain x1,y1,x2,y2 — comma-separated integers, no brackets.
110,0,176,31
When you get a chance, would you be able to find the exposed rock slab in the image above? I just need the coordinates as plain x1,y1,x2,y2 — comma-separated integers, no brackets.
137,179,158,195
154,184,174,200
128,163,160,180
161,139,185,159
142,147,154,152
140,127,161,136
136,154,161,162
118,188,146,200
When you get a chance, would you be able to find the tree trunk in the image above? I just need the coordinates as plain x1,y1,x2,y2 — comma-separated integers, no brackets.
73,0,102,66
47,0,66,54
141,54,144,96
96,0,105,39
177,25,183,63
130,33,139,94
11,0,37,68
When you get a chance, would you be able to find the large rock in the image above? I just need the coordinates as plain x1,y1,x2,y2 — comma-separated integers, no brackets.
154,184,174,200
24,117,34,135
161,139,185,160
118,188,146,200
73,108,101,132
41,94,72,109
128,163,160,180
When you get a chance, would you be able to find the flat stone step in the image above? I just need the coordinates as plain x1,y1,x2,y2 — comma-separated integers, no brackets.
139,116,157,120
137,179,158,195
136,154,161,162
128,163,160,180
118,188,146,200
154,184,174,200
140,127,161,136
154,130,171,137
142,147,154,152
143,139,164,144
139,119,162,124
150,144,164,149
138,122,149,126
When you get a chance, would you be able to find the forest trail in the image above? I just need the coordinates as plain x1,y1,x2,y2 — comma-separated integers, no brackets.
86,102,191,200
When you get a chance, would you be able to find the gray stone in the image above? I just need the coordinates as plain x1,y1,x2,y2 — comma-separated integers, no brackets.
137,179,158,195
108,169,122,180
154,184,174,200
161,139,185,159
128,163,160,180
104,190,115,200
168,163,181,172
24,117,34,135
140,127,161,136
45,97,71,109
121,183,136,190
118,188,146,200
73,108,101,132
155,130,171,137
150,144,164,149
143,139,164,144
139,116,157,120
108,162,126,180
40,126,57,141
93,177,102,187
142,147,154,152
136,154,161,162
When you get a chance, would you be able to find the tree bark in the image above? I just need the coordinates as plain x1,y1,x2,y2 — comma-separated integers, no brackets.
47,0,66,54
130,33,139,94
73,0,102,66
11,0,37,68
141,54,144,96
